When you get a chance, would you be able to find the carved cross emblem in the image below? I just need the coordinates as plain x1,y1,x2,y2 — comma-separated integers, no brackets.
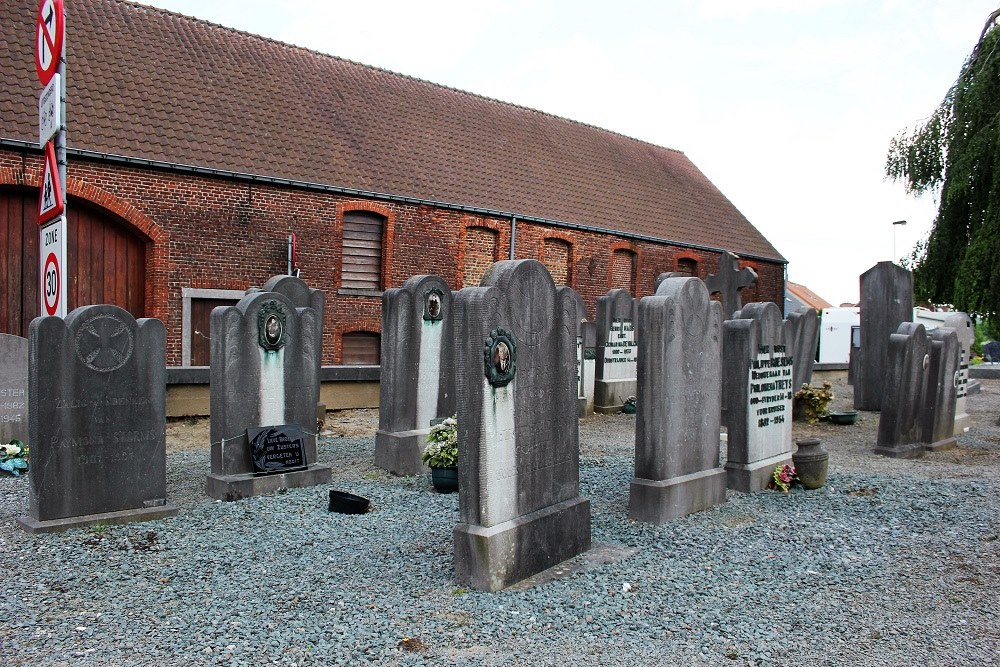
74,313,134,372
705,251,758,320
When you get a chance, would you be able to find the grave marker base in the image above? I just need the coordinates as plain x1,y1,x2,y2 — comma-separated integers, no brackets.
725,453,793,493
374,429,429,476
872,442,925,459
925,436,958,452
454,497,591,592
206,464,332,502
629,468,727,523
594,379,635,414
16,504,178,534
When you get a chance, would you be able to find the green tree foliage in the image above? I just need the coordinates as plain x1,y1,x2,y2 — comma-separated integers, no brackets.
886,10,1000,325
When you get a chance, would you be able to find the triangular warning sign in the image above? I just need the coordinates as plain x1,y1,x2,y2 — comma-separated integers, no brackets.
38,140,64,225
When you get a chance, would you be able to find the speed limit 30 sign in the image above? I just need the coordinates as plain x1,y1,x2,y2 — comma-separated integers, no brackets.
39,216,66,317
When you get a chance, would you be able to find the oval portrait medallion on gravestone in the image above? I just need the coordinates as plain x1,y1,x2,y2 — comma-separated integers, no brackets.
74,313,134,372
484,328,517,387
424,289,443,321
257,300,287,351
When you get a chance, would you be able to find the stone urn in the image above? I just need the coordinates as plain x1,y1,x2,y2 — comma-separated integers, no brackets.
792,438,829,489
431,466,459,493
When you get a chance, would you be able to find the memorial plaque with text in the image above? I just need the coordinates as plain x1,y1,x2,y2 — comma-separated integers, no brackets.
248,425,307,474
746,344,794,461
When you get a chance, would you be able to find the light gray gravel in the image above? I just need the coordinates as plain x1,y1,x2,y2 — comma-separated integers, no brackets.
1,378,998,666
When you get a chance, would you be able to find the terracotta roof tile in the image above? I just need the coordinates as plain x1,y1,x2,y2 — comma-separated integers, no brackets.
1,0,784,261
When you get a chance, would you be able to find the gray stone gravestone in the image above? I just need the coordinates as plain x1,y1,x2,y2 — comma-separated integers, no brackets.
580,320,597,416
17,305,177,533
453,259,591,591
565,289,591,416
874,322,928,459
705,251,758,320
855,262,913,411
208,291,332,500
248,275,326,418
375,274,456,475
984,341,1000,363
922,327,959,451
943,313,973,434
594,289,639,414
0,334,28,446
630,277,727,522
653,272,683,293
784,309,820,391
722,302,794,492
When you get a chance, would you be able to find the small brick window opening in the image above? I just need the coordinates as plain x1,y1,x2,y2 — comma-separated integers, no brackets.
677,257,698,277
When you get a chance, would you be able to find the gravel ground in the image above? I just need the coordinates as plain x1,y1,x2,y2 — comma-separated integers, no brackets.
1,377,998,666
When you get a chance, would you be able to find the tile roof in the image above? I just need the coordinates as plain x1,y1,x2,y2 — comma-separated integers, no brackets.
1,0,785,262
786,281,833,311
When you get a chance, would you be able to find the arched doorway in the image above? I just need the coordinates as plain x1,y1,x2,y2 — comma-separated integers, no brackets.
1,188,148,337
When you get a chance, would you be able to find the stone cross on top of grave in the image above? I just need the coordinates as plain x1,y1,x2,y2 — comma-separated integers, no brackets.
705,251,758,320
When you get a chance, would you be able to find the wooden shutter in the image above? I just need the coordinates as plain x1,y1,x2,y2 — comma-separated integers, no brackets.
191,298,240,366
342,332,380,365
342,212,383,290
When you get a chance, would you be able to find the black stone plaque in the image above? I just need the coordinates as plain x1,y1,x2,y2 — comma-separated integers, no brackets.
247,425,307,475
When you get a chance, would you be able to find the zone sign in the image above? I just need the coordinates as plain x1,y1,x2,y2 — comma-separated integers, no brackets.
39,216,66,317
36,0,64,86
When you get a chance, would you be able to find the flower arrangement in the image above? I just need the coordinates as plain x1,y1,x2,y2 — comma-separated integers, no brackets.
421,416,457,469
794,382,834,423
0,439,29,477
770,463,797,493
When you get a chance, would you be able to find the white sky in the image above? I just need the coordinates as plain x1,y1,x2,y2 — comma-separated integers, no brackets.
139,0,997,305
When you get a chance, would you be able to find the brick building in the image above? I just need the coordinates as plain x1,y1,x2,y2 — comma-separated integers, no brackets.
1,0,786,368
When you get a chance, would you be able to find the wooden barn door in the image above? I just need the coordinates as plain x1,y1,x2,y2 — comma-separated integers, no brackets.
0,188,147,338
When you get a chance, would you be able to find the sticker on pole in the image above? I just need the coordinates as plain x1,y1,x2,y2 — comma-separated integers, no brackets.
39,216,66,318
38,140,64,224
36,0,64,86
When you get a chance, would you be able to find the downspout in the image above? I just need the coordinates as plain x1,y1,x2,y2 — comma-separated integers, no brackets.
509,216,517,259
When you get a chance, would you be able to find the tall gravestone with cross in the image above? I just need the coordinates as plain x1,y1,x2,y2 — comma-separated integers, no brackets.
705,251,758,320
594,289,639,413
944,313,973,434
722,302,795,492
207,291,332,500
17,305,178,533
0,334,29,447
923,326,960,451
629,277,727,522
375,274,456,475
453,259,591,592
855,262,913,411
875,322,930,458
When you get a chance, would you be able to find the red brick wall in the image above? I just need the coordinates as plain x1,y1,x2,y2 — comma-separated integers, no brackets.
0,147,785,364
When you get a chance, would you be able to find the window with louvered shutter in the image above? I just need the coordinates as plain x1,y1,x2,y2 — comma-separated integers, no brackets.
341,212,384,290
342,332,381,365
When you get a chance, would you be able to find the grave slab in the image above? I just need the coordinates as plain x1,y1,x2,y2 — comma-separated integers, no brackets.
875,322,928,459
0,334,28,446
856,262,913,411
594,289,638,413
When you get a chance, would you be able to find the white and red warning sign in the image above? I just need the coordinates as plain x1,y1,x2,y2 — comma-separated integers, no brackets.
38,140,64,224
39,216,66,317
36,0,64,86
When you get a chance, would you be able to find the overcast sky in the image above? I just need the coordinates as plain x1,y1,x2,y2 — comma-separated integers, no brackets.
140,0,997,306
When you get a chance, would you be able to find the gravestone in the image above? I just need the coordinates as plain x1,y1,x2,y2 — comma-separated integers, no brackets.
875,323,930,458
922,327,959,451
248,275,326,417
207,291,332,500
594,289,639,413
653,272,683,293
580,320,597,415
375,275,456,475
984,341,1000,363
784,309,820,391
705,251,758,320
944,313,973,434
722,302,794,492
565,289,592,416
453,259,591,592
630,277,727,522
855,262,913,411
17,305,177,533
0,334,28,446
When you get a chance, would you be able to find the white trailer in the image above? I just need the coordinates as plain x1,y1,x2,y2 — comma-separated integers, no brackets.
818,307,860,364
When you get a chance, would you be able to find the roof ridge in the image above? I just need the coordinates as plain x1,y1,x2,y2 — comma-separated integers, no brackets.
124,0,685,157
